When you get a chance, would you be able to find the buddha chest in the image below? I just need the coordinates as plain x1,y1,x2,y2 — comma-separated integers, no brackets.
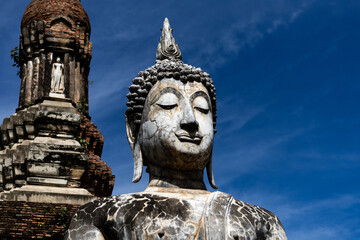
93,191,282,240
67,191,286,240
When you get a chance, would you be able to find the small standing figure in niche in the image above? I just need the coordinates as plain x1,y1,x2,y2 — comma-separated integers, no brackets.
51,57,64,93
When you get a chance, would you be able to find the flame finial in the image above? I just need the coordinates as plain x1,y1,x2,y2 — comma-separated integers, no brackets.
156,18,182,60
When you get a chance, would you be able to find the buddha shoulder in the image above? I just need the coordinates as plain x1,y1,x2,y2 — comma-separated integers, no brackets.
227,198,287,239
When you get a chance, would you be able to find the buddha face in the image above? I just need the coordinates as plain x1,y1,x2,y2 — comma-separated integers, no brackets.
138,78,214,171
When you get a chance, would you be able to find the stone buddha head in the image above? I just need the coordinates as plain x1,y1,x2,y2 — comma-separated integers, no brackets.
125,18,217,189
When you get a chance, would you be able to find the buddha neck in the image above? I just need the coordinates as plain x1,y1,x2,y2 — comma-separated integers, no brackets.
146,165,207,190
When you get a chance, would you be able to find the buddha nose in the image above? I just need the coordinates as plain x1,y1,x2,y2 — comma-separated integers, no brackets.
180,104,199,131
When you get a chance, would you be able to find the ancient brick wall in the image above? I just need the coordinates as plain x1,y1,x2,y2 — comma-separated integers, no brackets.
0,201,80,239
21,0,91,31
79,115,115,197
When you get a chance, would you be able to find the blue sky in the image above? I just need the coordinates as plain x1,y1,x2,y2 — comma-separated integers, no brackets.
1,0,360,239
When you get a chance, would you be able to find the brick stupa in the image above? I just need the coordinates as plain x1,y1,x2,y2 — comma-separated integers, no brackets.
0,0,114,204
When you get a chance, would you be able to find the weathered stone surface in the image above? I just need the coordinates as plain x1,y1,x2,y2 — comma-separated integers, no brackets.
0,99,86,194
67,18,287,239
0,98,113,199
0,185,95,204
27,176,68,186
28,163,60,176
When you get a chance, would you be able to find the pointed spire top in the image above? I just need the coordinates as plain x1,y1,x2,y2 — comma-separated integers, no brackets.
156,18,182,61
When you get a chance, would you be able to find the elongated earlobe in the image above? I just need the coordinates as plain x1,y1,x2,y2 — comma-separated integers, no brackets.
206,153,218,189
132,140,143,183
125,115,143,183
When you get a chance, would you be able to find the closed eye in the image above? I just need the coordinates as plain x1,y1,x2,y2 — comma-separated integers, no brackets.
157,104,178,110
195,107,209,114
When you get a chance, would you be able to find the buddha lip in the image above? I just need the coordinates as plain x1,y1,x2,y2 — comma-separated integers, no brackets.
176,133,202,144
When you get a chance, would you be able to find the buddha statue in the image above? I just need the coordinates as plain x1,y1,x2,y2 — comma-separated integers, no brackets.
51,57,65,94
65,18,288,240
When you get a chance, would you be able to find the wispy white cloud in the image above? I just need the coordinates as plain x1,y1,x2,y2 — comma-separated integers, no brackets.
284,194,360,239
214,128,305,186
88,57,155,118
266,8,305,34
278,194,360,221
216,96,272,136
297,152,360,164
184,0,312,69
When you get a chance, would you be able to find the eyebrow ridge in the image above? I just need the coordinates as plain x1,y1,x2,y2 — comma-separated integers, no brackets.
150,87,183,105
190,91,212,111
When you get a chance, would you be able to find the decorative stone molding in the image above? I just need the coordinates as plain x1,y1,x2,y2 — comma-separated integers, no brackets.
0,100,86,196
0,98,114,201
